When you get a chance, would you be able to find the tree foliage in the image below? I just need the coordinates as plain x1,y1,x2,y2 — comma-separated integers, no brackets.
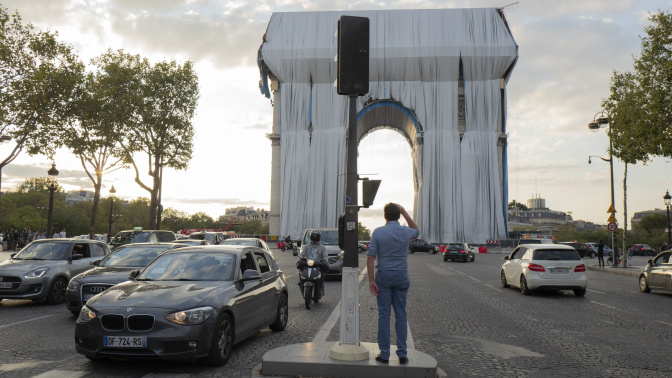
508,200,529,211
0,6,82,191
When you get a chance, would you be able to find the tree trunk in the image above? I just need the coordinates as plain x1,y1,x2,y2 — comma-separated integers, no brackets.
89,174,102,240
622,162,628,268
147,154,162,229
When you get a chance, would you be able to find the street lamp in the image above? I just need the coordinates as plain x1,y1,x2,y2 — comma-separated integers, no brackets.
46,163,59,238
588,110,617,266
108,186,116,243
664,190,671,247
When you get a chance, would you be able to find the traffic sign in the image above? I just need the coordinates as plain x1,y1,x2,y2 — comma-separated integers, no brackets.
607,213,617,223
607,222,618,232
607,205,616,213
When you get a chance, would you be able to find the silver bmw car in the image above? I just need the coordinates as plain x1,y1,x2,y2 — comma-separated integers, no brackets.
74,245,288,365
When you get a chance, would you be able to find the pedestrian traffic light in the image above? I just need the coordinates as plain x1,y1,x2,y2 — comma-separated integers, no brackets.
362,179,381,208
337,16,369,95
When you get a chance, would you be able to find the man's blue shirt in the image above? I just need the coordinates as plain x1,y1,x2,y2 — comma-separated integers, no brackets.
367,221,419,271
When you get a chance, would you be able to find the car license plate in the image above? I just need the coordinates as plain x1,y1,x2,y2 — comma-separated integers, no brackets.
550,268,569,274
103,336,147,348
0,282,11,289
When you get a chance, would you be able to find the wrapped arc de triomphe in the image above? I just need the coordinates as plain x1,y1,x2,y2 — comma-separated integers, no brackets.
257,8,518,244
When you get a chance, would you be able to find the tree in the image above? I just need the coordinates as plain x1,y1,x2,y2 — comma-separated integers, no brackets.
635,214,668,233
358,222,371,240
508,200,529,211
17,177,62,194
56,49,142,239
603,70,651,267
121,59,199,229
0,7,82,191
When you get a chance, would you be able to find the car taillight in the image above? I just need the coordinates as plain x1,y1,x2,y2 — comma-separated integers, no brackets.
574,264,586,272
527,263,545,272
460,250,465,253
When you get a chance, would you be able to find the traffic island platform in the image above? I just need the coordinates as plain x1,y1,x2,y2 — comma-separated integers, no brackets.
259,341,440,378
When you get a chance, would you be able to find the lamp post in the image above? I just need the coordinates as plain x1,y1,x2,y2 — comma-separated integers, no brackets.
664,190,671,247
46,163,59,238
108,186,116,243
588,110,617,266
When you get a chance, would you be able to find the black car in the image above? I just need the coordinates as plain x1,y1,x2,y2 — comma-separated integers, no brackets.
557,241,590,258
74,245,288,365
65,242,185,315
443,243,475,262
408,239,438,254
629,244,656,256
109,228,176,250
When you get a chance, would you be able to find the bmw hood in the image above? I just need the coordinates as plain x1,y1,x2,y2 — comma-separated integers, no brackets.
75,267,137,284
86,280,233,310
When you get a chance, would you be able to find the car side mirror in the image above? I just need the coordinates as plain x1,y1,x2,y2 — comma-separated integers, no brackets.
647,259,653,265
91,259,101,266
128,270,140,280
503,256,509,260
293,250,298,257
241,270,262,281
10,253,16,258
297,240,302,247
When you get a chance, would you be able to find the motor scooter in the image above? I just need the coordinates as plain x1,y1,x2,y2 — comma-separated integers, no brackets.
293,251,327,310
281,241,297,253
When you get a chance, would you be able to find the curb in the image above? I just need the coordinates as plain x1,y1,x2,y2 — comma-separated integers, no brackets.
586,265,641,278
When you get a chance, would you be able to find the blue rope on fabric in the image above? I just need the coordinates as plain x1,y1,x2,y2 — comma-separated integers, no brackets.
357,101,420,134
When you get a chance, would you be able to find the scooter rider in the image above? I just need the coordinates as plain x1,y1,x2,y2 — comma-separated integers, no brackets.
298,230,329,297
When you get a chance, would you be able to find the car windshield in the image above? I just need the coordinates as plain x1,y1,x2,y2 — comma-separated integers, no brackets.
175,240,203,245
532,249,580,261
13,242,70,260
319,231,338,245
110,232,150,245
223,239,256,247
447,244,464,250
139,252,236,281
189,234,216,243
99,246,172,268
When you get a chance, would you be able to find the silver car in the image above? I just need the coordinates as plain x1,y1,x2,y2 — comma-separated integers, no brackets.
0,239,110,304
501,244,587,296
221,238,272,253
298,228,343,277
74,245,288,365
639,250,672,293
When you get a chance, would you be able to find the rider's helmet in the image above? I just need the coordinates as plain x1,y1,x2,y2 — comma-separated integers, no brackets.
310,230,321,243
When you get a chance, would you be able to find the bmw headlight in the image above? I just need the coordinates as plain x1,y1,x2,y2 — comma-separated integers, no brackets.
67,278,80,291
25,267,49,278
77,305,97,324
166,306,214,325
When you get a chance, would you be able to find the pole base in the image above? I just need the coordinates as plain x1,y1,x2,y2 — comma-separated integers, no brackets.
329,342,370,361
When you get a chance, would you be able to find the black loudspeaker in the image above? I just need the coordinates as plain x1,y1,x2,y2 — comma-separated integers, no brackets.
338,213,345,250
337,16,369,95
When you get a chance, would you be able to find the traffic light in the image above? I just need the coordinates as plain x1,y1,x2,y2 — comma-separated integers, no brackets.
337,16,369,95
362,179,381,208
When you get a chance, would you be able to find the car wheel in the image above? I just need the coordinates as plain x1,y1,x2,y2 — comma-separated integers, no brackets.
471,255,475,262
408,248,414,254
639,276,652,293
85,355,107,362
269,294,288,332
430,248,436,254
358,247,364,253
500,270,509,288
573,288,586,297
203,313,234,366
281,246,286,251
590,252,595,258
520,276,531,295
463,256,469,262
443,255,448,262
70,310,80,317
45,277,68,305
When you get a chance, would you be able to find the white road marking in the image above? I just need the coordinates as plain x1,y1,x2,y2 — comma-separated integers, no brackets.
655,320,672,327
33,371,88,378
484,284,503,292
590,301,617,310
587,288,606,294
468,276,481,282
0,315,53,329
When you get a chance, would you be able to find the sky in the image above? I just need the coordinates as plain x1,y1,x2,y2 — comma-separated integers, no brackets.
1,0,671,235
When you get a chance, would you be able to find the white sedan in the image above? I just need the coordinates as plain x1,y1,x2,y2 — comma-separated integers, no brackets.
500,244,587,296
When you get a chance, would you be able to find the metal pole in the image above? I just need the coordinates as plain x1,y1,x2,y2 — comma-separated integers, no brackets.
47,185,55,238
108,197,114,243
609,124,617,266
667,205,671,246
339,95,361,344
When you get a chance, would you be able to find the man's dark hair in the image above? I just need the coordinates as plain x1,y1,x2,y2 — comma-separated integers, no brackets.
384,203,400,221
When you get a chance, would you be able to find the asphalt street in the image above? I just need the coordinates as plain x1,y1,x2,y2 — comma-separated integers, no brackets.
0,248,671,377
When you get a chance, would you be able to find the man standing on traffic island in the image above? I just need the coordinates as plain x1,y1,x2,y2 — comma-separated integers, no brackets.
367,203,419,365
